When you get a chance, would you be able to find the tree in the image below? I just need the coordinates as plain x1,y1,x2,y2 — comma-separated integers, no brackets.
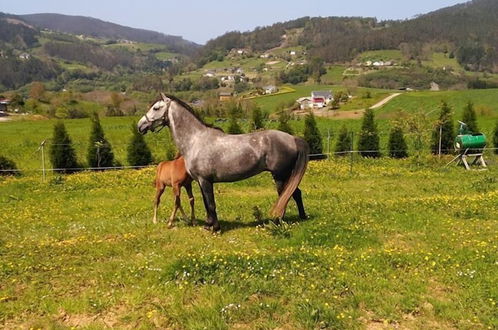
335,125,352,156
431,101,455,155
0,155,20,176
303,112,323,154
87,112,115,169
227,102,244,134
277,111,293,135
227,116,243,134
127,123,153,167
29,81,45,101
49,121,80,173
309,57,326,83
251,107,264,131
461,101,479,133
493,120,498,155
358,108,380,158
388,126,408,158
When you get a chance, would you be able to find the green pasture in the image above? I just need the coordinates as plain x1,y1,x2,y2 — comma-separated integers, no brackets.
356,50,404,63
0,157,496,328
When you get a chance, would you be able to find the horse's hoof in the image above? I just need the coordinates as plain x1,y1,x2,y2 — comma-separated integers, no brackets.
167,223,175,229
203,225,211,231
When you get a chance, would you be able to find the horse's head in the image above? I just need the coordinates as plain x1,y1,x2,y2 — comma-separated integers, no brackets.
137,93,172,134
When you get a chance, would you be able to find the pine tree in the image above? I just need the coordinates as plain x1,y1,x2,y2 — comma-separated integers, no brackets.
277,111,293,135
493,120,498,155
127,123,153,167
431,101,455,155
388,126,408,158
461,101,479,133
227,116,243,134
49,121,80,173
335,125,352,156
303,112,323,154
251,107,264,131
358,108,380,158
87,112,115,169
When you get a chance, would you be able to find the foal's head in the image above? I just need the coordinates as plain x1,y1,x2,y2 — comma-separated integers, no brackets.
137,93,171,134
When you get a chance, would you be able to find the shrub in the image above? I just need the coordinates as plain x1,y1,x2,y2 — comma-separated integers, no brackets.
303,112,323,154
358,108,380,158
277,111,293,135
87,112,115,169
0,155,20,176
431,101,455,155
461,101,479,133
251,107,264,131
335,125,352,156
388,126,408,159
127,123,153,167
49,121,80,174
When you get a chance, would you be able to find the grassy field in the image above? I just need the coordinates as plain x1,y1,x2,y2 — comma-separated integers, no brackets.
252,85,396,115
356,50,404,63
0,156,497,328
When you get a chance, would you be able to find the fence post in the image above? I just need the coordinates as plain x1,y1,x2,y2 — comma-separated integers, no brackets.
350,131,354,175
327,128,331,156
438,125,442,159
40,140,46,182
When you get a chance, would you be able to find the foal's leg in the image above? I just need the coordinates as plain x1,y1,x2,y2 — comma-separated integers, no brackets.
153,185,165,224
198,179,220,232
184,182,195,225
168,185,182,228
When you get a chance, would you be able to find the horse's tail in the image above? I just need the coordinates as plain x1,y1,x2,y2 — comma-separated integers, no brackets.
270,138,309,219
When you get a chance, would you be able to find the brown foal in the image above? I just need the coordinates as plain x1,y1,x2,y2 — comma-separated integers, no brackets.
153,156,195,228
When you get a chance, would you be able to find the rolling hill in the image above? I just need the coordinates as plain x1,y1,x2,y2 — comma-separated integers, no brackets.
19,13,200,55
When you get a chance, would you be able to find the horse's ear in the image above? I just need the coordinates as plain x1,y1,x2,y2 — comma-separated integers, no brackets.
161,93,168,102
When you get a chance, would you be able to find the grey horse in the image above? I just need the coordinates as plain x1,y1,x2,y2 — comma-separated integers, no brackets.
137,93,309,232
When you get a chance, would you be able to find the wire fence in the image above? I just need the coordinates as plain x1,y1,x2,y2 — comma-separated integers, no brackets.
2,148,496,174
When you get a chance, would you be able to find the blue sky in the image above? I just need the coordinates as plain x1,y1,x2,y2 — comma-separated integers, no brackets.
2,0,467,44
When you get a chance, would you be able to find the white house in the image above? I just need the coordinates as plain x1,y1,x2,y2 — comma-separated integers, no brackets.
203,71,216,78
264,85,278,95
311,91,333,108
297,97,312,110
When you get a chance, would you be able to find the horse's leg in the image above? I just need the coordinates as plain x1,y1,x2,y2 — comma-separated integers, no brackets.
168,185,181,228
292,187,307,219
198,179,220,232
185,182,195,225
273,178,286,223
153,186,165,224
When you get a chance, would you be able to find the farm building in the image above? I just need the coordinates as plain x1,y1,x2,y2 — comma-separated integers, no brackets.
0,98,10,112
264,85,278,95
219,92,233,101
311,91,333,108
297,97,313,110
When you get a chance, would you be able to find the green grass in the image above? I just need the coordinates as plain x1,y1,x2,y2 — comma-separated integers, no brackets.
356,50,404,62
252,85,395,114
0,156,496,328
321,65,346,84
422,52,462,70
376,89,498,134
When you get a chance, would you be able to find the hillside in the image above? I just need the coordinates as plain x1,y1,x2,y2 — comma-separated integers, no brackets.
200,0,498,72
19,13,200,55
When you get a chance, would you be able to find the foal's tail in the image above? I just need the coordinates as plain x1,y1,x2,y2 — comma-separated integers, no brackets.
271,138,309,219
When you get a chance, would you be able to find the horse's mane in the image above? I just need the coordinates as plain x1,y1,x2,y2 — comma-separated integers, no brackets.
163,94,224,132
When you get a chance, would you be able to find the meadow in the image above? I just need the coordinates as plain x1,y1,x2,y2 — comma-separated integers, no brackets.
0,157,497,329
1,89,498,328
